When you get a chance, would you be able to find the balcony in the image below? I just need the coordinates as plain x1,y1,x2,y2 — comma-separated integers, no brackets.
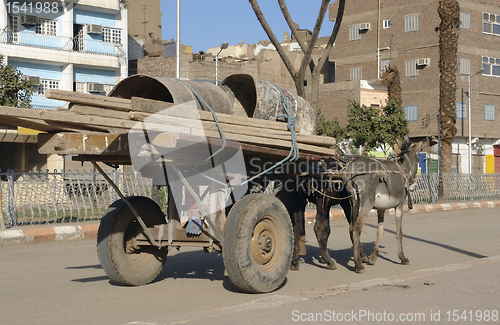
0,28,124,58
31,94,65,110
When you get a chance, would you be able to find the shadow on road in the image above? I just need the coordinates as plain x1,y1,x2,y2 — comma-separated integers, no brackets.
364,222,487,259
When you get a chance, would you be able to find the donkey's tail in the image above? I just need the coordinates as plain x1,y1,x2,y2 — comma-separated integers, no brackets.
344,175,359,227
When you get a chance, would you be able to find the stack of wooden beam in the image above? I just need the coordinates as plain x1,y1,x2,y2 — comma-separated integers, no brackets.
0,89,338,158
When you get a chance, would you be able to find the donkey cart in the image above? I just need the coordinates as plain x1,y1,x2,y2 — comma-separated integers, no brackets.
38,128,337,294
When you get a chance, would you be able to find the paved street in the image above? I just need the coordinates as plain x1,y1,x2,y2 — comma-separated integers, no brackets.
0,208,499,325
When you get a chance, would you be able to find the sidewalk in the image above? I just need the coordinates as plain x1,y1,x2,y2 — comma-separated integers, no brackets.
1,200,499,245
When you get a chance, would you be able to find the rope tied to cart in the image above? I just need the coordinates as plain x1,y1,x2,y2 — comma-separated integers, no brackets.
176,79,301,187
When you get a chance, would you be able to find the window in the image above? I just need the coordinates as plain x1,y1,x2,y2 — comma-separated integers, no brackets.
460,12,470,29
103,27,122,44
483,12,500,36
404,105,418,121
485,105,495,121
456,102,467,119
405,60,418,77
8,15,19,43
405,14,419,32
75,82,114,95
383,19,391,29
460,58,471,75
350,67,362,80
381,59,391,73
328,61,335,83
36,18,57,36
349,25,361,41
103,84,114,95
37,79,59,95
483,56,500,77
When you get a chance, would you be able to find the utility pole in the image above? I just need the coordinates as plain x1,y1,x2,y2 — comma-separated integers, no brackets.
142,5,147,33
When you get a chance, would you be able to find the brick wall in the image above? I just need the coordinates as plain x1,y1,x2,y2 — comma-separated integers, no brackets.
328,0,500,140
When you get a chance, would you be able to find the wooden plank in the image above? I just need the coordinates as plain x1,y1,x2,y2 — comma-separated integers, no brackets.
131,97,292,132
0,115,109,133
38,133,131,155
0,105,134,130
129,108,337,147
68,104,131,120
45,89,132,111
38,131,177,156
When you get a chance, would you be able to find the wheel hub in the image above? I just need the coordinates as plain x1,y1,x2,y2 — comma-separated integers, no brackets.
251,218,277,266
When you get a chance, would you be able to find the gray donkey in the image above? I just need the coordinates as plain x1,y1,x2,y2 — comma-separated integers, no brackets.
343,139,422,273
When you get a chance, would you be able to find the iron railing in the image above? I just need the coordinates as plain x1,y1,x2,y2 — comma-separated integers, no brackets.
0,28,124,57
1,170,499,227
411,173,500,204
0,169,167,227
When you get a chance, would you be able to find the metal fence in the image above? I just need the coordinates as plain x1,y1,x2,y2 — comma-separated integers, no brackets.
411,173,500,204
1,170,500,227
0,169,167,227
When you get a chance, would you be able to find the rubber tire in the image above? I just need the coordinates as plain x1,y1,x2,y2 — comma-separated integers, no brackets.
97,196,168,286
223,193,293,293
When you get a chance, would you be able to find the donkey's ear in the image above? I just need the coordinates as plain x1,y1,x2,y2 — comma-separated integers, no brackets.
394,139,403,156
411,140,425,151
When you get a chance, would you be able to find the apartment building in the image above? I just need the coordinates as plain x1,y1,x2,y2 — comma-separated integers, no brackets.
0,0,128,172
328,0,500,173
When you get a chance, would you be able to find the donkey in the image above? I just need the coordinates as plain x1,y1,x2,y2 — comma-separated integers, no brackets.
277,157,352,271
343,139,422,273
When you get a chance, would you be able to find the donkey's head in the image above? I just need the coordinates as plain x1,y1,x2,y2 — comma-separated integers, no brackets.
394,139,423,183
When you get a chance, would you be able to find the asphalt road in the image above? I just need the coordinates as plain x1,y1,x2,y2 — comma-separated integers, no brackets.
0,208,499,325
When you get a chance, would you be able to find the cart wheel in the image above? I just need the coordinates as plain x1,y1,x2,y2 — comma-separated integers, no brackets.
97,196,168,286
223,193,293,293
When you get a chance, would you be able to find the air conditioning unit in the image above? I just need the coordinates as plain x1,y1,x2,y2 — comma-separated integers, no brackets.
417,58,431,66
24,76,40,84
87,83,104,93
86,24,103,34
21,15,38,25
360,23,371,31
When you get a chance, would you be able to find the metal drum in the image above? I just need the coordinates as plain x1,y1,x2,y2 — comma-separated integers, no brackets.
220,74,317,134
108,74,233,115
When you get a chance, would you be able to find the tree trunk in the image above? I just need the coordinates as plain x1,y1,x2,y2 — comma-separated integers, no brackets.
437,0,460,174
249,0,345,106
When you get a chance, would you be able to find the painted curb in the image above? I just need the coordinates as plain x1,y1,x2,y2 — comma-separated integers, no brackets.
0,224,99,245
304,200,500,222
1,200,499,245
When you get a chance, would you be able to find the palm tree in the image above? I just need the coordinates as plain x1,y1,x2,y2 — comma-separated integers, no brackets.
437,0,460,173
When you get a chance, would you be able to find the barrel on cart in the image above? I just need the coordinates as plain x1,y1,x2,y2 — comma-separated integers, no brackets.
30,74,339,293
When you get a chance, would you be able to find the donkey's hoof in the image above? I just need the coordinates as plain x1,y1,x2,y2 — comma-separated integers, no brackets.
327,263,337,270
368,254,378,265
360,253,369,263
290,263,300,271
401,258,410,265
355,266,365,274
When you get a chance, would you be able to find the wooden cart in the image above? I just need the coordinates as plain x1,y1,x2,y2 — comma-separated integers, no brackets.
1,84,339,293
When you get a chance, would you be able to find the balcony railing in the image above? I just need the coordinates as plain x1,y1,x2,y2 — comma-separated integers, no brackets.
0,28,123,57
31,95,65,110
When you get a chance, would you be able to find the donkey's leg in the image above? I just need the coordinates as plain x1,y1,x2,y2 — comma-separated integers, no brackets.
290,193,307,271
346,199,368,264
314,207,337,270
351,204,370,274
369,209,385,265
395,203,410,265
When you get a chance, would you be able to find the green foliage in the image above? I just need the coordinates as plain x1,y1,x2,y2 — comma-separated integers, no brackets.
316,109,345,139
344,98,409,155
0,54,35,108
